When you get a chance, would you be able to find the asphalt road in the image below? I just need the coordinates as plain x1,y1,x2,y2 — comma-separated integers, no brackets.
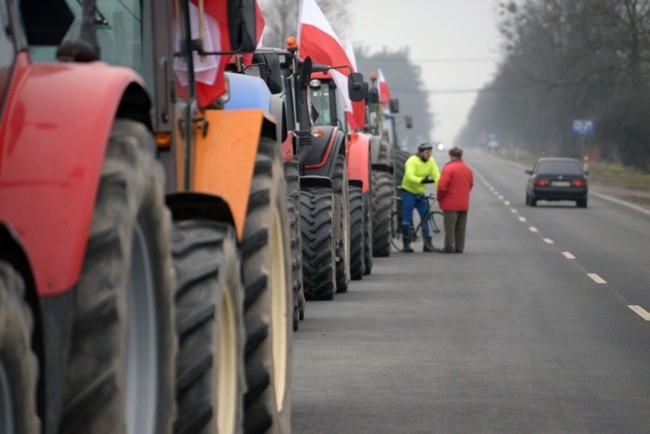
291,149,650,433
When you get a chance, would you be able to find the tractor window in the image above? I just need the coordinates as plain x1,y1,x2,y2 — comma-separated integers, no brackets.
310,85,331,126
0,0,15,111
27,0,152,86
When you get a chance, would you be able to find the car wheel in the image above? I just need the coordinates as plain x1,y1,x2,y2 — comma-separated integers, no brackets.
577,197,588,208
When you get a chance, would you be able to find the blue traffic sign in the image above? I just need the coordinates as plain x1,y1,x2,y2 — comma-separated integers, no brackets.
572,119,594,135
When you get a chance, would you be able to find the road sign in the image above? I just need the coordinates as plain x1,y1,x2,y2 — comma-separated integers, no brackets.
572,119,594,135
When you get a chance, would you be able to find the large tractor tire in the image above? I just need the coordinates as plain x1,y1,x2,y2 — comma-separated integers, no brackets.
300,187,336,300
0,261,40,434
371,170,394,257
172,221,246,434
363,192,373,275
60,119,176,434
349,185,365,280
242,138,293,434
392,149,410,239
332,154,350,293
284,160,305,330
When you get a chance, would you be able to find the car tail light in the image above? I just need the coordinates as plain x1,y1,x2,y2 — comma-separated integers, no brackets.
534,178,550,187
572,179,587,187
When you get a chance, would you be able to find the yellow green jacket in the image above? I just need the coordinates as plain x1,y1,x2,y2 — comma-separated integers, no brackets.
401,155,441,195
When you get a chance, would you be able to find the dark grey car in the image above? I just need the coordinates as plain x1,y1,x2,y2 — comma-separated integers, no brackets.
525,157,588,208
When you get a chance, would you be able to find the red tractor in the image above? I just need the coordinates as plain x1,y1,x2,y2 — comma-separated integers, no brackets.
1,0,293,432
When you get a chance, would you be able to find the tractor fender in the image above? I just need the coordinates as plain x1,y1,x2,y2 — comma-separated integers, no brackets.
370,135,393,173
188,108,274,241
303,125,346,179
347,132,371,193
0,55,152,298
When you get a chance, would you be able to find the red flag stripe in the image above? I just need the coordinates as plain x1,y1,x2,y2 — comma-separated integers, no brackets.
299,24,353,73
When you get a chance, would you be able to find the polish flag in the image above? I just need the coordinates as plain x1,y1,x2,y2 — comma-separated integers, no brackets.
173,0,231,107
298,0,355,115
173,1,265,108
377,68,391,108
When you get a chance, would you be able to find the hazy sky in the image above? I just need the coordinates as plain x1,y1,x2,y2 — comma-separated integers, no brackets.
348,1,502,146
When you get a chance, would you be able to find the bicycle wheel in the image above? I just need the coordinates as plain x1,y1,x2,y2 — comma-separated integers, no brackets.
428,211,445,250
390,209,403,251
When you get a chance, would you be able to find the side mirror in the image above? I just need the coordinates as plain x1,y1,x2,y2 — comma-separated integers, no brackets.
368,87,379,104
348,72,365,102
229,0,257,52
299,57,313,89
362,82,370,100
24,0,74,45
389,98,400,114
405,115,413,129
261,53,283,94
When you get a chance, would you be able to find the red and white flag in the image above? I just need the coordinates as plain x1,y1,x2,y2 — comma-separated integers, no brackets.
173,0,265,108
377,68,391,108
298,0,355,115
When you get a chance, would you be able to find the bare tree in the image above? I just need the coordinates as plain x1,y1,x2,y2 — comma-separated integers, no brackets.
258,0,350,48
461,0,650,169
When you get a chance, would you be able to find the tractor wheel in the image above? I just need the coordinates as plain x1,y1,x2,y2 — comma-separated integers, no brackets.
284,159,304,330
0,261,40,434
332,154,350,293
363,192,373,275
300,187,336,300
242,138,293,434
349,185,365,280
172,221,245,434
60,119,176,434
371,170,394,257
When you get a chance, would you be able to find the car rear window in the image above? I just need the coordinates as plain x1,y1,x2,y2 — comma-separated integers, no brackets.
536,161,582,175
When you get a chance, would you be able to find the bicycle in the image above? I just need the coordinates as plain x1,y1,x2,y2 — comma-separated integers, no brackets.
391,190,444,251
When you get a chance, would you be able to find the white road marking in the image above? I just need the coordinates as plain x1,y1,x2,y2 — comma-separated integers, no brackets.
588,273,607,284
504,200,511,206
543,238,554,244
498,195,504,200
511,208,518,213
562,251,576,259
529,226,538,233
628,305,650,321
518,216,527,222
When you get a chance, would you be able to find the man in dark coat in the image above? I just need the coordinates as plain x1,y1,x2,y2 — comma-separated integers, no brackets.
436,146,474,253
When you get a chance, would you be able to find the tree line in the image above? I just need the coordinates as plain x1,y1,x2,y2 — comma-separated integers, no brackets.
457,0,650,171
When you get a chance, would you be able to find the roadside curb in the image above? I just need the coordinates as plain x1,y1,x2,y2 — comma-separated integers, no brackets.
588,190,650,216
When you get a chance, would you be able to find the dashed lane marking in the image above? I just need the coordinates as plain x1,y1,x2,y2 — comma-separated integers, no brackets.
518,216,527,222
511,208,518,213
562,251,576,259
504,200,511,206
543,238,554,244
628,305,650,321
529,226,538,233
588,273,607,284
